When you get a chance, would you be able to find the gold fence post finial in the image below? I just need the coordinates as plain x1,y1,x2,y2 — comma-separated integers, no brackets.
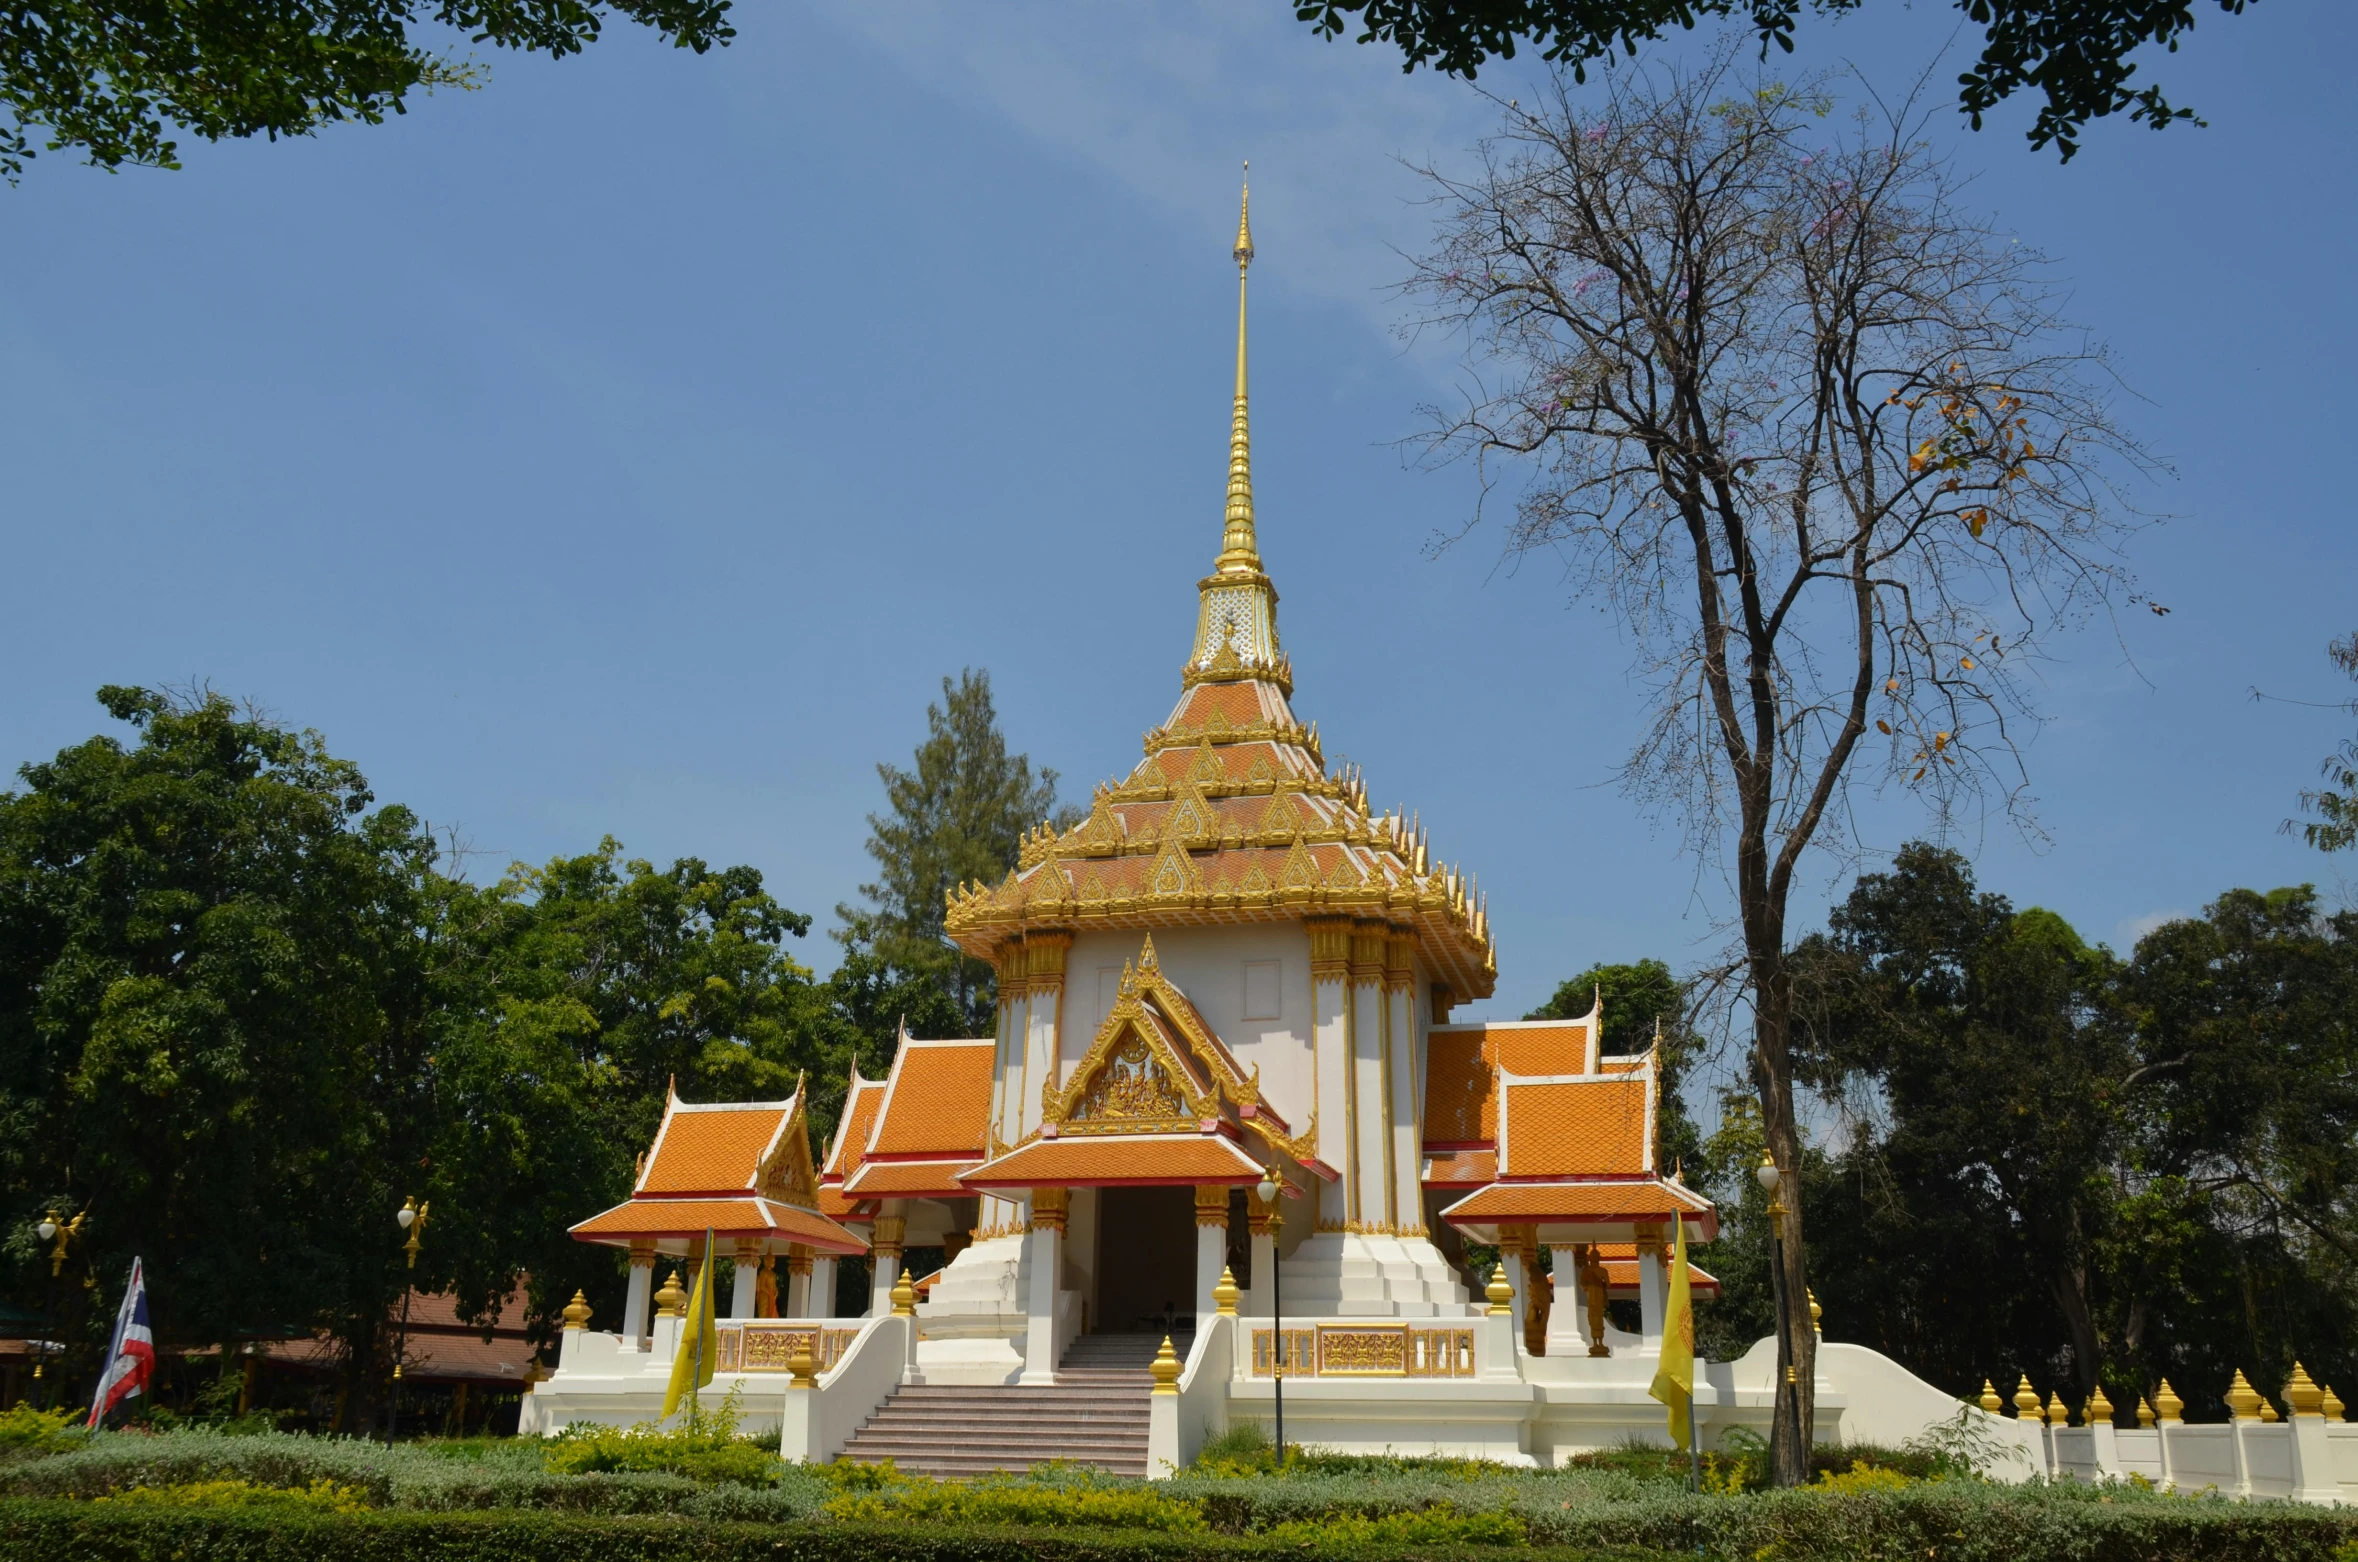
1977,1379,2001,1414
1486,1262,1514,1317
2286,1362,2325,1418
562,1290,592,1331
1214,1266,1240,1318
2154,1378,2184,1424
2013,1376,2040,1420
1151,1335,1182,1394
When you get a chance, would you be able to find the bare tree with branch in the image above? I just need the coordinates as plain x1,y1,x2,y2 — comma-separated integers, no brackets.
1406,46,2148,1483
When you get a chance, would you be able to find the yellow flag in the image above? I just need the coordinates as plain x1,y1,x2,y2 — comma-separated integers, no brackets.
1647,1217,1696,1450
661,1230,718,1421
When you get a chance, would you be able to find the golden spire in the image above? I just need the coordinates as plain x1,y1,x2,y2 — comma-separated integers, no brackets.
1215,164,1260,576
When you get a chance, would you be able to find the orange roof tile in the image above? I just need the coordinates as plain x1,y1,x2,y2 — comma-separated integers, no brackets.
1423,1148,1497,1187
840,1159,980,1199
1499,1076,1649,1178
1423,1030,1495,1146
1440,1178,1715,1237
1169,681,1271,728
639,1102,792,1196
570,1197,868,1255
961,1133,1265,1188
867,1040,994,1159
1493,1023,1593,1076
824,1078,887,1180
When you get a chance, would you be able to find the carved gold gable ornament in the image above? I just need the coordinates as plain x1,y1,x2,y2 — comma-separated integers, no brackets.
1074,1032,1187,1124
754,1087,824,1209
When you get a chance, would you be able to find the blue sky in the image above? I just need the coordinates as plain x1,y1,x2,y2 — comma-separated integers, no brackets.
3,2,2352,1058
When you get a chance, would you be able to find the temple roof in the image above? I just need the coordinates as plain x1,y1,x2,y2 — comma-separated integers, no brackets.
839,1034,994,1201
941,182,1495,1003
1421,1003,1716,1244
961,1132,1268,1189
572,1081,868,1255
817,1066,887,1222
570,1196,867,1254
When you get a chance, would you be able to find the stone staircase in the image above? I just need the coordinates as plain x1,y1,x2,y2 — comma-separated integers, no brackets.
836,1331,1181,1478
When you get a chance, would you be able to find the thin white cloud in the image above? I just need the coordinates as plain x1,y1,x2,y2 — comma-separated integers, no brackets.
793,0,1506,327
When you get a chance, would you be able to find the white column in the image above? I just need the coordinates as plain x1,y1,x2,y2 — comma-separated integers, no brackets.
1194,1187,1230,1328
730,1241,761,1319
869,1212,906,1318
1309,920,1353,1227
1384,935,1422,1230
1249,1196,1277,1323
809,1256,838,1319
786,1254,812,1319
1544,1244,1591,1356
1506,1236,1532,1347
622,1244,655,1343
1638,1237,1667,1354
1350,934,1388,1227
1019,1198,1065,1385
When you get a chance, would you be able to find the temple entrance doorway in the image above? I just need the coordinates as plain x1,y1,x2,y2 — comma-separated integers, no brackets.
1092,1185,1195,1335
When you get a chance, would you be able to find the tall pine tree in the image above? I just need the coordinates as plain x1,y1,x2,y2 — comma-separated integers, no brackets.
841,670,1077,1033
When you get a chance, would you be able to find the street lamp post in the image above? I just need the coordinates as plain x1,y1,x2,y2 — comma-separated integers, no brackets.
388,1197,428,1445
1755,1151,1799,1482
33,1211,83,1409
1253,1170,1285,1465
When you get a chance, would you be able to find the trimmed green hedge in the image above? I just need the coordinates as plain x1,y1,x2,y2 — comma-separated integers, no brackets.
0,1503,1641,1562
2,1492,2352,1562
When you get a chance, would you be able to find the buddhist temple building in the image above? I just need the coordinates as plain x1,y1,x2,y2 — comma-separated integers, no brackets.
524,181,1958,1474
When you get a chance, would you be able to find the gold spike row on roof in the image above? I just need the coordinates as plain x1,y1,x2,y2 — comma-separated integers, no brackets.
1215,165,1259,578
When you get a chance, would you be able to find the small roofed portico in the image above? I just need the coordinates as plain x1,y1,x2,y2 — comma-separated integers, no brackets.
570,1082,867,1336
1424,1018,1717,1358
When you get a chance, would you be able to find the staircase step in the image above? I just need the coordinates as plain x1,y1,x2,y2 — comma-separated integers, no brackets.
837,1333,1167,1478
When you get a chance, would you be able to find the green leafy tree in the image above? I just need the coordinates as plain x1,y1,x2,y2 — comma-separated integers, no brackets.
0,686,437,1415
1784,846,2358,1415
1,0,734,181
1790,845,2131,1396
1297,0,2255,158
843,670,1079,1033
2116,884,2358,1410
418,839,838,1340
2281,631,2358,853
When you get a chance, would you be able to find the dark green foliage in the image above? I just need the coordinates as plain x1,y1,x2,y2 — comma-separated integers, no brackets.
841,670,1079,1034
0,686,442,1406
0,1,734,181
2286,632,2358,853
1783,843,2358,1412
0,680,1068,1415
420,836,842,1336
1293,0,2255,158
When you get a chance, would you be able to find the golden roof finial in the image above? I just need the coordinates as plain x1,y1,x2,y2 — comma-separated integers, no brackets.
1216,163,1260,576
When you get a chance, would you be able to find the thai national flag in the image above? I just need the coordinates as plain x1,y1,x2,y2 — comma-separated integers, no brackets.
87,1258,154,1429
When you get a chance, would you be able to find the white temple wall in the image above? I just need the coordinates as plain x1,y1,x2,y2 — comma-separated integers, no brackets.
1061,925,1316,1129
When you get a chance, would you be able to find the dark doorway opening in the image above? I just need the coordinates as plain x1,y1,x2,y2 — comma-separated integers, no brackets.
1094,1185,1196,1335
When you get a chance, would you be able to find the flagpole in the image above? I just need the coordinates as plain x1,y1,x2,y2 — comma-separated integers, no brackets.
694,1227,712,1426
